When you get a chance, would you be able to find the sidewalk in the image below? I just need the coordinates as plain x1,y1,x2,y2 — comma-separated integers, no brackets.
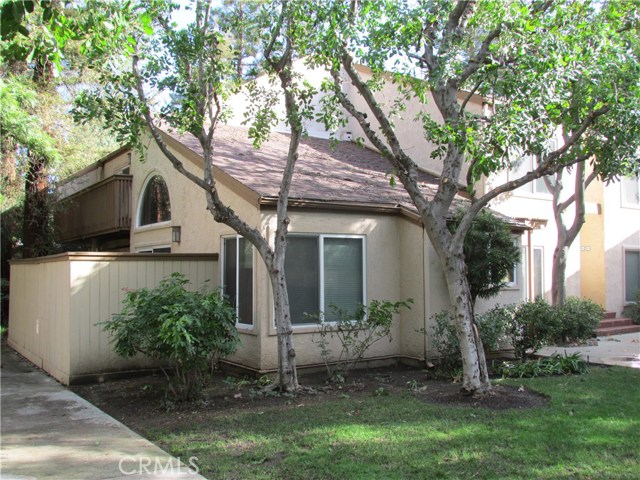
0,344,207,480
538,332,640,368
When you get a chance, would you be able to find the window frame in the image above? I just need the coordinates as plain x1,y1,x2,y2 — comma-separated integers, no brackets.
136,245,171,253
503,242,524,290
221,235,255,329
507,140,558,197
285,233,367,327
137,173,172,228
620,176,640,210
623,247,640,305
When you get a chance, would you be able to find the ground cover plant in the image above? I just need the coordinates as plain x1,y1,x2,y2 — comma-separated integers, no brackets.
497,353,589,379
73,365,640,479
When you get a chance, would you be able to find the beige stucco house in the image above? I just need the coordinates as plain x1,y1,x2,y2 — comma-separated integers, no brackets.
9,114,529,382
10,61,637,383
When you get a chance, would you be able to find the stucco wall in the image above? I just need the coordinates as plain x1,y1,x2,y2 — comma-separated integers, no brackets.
130,134,261,255
484,169,582,303
603,179,640,314
226,61,483,183
249,209,408,371
345,66,483,182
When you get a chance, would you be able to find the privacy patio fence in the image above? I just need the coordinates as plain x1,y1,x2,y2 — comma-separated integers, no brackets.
8,252,218,385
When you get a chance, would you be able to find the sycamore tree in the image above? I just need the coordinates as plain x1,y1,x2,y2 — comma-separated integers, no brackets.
309,0,640,394
75,0,317,391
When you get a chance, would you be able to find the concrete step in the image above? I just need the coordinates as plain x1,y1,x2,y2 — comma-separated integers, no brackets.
596,323,640,336
598,317,635,329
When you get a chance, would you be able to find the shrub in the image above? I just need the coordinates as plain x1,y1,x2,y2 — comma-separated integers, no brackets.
554,297,604,343
477,304,514,352
623,290,640,325
312,299,412,380
509,298,560,360
497,353,588,378
102,273,240,401
429,305,513,372
429,310,460,372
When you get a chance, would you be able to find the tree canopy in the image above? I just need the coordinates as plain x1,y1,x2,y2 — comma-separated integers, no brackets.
304,0,640,393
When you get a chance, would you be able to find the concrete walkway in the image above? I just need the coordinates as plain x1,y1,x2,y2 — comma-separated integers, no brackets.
538,332,640,368
0,345,207,480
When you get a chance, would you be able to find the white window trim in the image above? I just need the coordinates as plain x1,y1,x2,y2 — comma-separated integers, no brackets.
532,246,545,300
221,235,255,329
623,246,640,305
136,172,172,228
502,239,522,290
135,244,172,253
507,139,559,199
620,176,640,210
507,155,553,198
286,233,367,328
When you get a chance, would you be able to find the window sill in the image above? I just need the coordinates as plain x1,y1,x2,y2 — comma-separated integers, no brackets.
236,325,258,336
620,203,640,210
134,221,172,233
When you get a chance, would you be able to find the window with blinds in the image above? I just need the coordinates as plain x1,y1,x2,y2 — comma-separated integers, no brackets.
285,235,365,325
625,250,640,303
222,236,254,326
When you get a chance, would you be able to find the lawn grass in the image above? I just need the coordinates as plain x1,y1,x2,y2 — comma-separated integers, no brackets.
147,366,640,479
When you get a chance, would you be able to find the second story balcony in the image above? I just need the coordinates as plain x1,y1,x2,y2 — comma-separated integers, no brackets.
56,175,132,243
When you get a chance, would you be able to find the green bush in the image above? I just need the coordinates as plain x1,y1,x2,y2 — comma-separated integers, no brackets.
623,290,640,325
554,297,604,343
509,298,560,360
430,305,513,372
497,353,588,378
429,310,460,373
102,273,240,401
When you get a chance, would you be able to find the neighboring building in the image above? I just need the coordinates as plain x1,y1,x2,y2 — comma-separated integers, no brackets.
585,175,640,314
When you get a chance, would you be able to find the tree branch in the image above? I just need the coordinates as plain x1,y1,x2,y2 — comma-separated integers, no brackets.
556,155,592,213
335,57,430,214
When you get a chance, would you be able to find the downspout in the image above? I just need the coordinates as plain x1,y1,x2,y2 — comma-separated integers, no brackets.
423,227,428,364
527,228,533,300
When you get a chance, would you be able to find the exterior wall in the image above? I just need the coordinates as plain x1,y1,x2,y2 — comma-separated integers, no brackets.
602,178,640,314
249,209,407,371
398,217,428,361
483,169,582,303
8,253,218,385
227,58,341,141
226,60,483,183
580,178,606,307
130,135,261,255
345,66,483,182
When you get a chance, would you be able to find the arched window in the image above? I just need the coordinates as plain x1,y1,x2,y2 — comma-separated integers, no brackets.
139,175,171,226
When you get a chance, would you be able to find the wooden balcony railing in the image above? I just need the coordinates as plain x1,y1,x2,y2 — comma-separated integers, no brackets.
56,175,132,242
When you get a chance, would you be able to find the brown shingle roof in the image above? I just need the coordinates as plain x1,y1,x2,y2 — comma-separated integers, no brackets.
163,124,453,210
162,125,527,228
